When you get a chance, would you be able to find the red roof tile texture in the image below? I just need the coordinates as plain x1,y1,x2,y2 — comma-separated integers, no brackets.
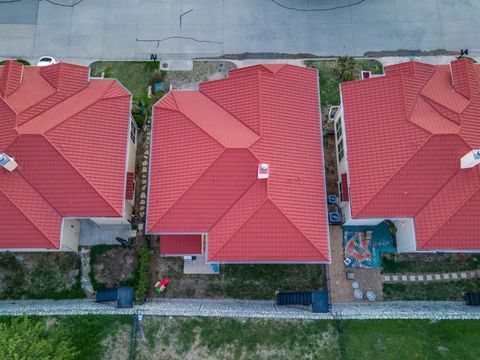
148,64,329,262
0,61,131,249
342,58,480,251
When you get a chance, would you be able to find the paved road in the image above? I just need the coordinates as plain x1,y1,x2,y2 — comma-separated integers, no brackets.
0,0,478,64
1,298,480,319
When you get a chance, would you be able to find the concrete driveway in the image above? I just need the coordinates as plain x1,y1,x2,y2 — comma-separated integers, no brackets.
0,0,478,64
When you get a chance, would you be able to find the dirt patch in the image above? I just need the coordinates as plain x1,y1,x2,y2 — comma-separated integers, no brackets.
102,323,131,360
91,246,137,289
149,252,218,298
0,252,83,299
165,60,237,90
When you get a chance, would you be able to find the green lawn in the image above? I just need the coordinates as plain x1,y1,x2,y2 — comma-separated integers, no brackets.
0,315,132,360
138,317,480,360
305,58,383,109
383,278,480,301
2,316,479,360
89,61,161,98
381,254,480,274
340,320,480,360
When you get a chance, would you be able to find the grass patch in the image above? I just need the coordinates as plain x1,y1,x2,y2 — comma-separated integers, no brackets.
139,317,480,360
89,61,161,98
208,264,324,300
381,254,480,274
305,58,383,109
0,315,132,360
0,253,84,300
342,320,480,360
139,317,340,360
383,278,480,301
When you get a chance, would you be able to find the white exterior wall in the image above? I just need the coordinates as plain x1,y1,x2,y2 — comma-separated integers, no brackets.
60,219,81,251
90,217,129,225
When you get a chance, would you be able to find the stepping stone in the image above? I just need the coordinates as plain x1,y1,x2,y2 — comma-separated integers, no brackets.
138,223,144,231
442,274,450,280
144,150,149,155
469,271,476,278
401,275,407,282
418,275,424,281
434,274,441,280
140,199,146,205
460,272,467,279
140,211,145,217
142,160,148,166
384,275,391,282
426,275,432,281
142,185,146,191
451,273,458,280
392,275,399,282
142,167,147,173
142,179,147,185
409,275,416,281
140,206,145,211
140,192,146,199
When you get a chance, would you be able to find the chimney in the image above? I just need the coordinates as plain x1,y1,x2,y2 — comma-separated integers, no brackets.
0,153,18,172
258,163,269,179
460,150,480,169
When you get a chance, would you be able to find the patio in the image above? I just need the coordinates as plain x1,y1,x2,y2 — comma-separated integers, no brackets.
78,219,132,247
342,221,396,269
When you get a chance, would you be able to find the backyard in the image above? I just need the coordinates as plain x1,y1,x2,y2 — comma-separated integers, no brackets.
3,316,478,360
0,252,84,300
149,254,324,300
382,253,480,300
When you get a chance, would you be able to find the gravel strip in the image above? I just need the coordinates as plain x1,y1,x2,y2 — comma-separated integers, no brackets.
0,299,479,320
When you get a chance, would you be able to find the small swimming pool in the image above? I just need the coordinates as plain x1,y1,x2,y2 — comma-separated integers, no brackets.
343,222,396,268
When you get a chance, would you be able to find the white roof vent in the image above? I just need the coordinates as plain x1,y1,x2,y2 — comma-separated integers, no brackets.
258,163,269,179
0,153,18,172
460,149,480,169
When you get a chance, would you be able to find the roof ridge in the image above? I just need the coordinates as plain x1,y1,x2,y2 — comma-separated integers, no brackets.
421,185,480,250
403,67,436,120
269,198,327,257
199,85,261,136
413,134,475,218
208,197,269,260
165,96,228,148
42,135,122,216
0,186,57,248
43,92,105,135
18,90,70,127
149,148,226,231
352,134,432,217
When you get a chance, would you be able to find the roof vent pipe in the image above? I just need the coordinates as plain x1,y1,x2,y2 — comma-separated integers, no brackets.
0,153,18,172
258,163,269,179
460,150,480,169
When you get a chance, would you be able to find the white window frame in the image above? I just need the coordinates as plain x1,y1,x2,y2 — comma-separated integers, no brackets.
130,118,137,144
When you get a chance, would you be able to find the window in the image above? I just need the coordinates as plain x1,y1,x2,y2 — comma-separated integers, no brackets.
335,119,343,140
338,181,343,202
337,138,344,162
130,118,137,144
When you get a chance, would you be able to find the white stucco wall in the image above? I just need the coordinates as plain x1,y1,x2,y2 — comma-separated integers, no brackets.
60,219,81,251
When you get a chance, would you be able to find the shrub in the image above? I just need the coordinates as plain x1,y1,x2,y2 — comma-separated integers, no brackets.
135,246,151,304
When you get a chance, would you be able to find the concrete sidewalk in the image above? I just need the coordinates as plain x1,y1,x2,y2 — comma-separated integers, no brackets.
1,0,479,64
1,298,479,320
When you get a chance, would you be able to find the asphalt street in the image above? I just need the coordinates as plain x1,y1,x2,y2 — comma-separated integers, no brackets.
0,0,478,64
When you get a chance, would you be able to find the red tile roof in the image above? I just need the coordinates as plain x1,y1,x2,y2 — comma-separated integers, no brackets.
148,64,329,262
0,61,131,249
160,235,203,255
341,58,480,251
